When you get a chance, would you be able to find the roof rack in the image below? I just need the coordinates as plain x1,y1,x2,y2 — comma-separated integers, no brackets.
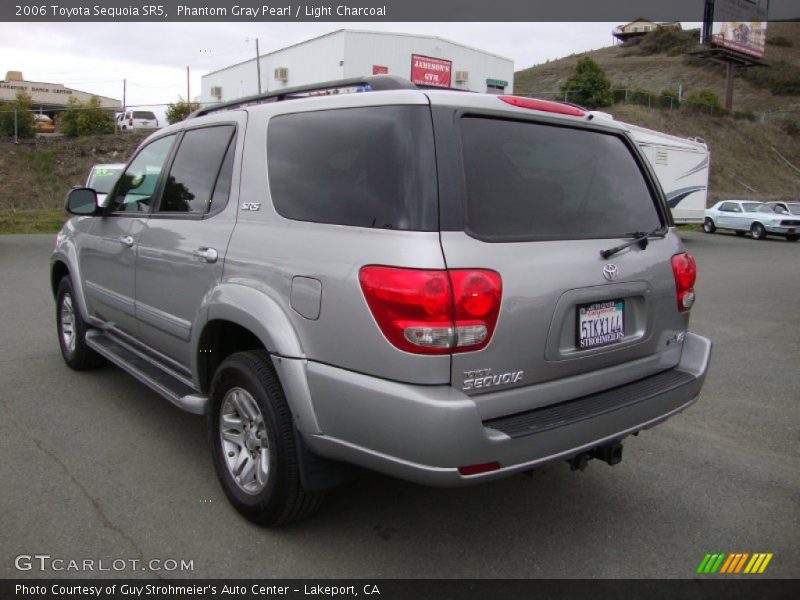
189,74,418,118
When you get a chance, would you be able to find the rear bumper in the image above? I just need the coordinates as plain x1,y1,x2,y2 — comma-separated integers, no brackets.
302,332,712,486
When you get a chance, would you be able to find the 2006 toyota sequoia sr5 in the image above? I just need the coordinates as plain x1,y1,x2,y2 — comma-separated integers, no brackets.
52,75,712,525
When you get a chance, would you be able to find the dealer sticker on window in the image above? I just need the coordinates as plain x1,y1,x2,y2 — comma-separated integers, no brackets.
577,300,625,349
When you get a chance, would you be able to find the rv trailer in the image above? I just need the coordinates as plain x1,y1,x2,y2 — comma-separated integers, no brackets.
589,113,710,224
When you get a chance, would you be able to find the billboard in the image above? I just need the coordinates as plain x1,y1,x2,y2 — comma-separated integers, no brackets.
410,54,452,88
705,0,769,59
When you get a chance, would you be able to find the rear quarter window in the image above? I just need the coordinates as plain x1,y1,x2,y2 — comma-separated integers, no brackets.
459,117,663,241
266,106,437,231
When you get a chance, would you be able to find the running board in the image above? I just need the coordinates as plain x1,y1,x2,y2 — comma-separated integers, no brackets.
85,330,208,415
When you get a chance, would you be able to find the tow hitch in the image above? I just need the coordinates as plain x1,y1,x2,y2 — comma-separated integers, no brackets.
568,442,624,471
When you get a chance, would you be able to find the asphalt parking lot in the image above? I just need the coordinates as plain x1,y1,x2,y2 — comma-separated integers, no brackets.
0,230,798,579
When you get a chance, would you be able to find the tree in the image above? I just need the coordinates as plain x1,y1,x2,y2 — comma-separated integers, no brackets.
60,96,115,137
0,91,36,138
561,57,613,109
166,97,201,124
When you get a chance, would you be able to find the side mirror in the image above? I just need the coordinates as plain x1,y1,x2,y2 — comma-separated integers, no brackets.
65,187,99,215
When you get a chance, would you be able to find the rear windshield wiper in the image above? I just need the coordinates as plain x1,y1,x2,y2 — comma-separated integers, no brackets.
600,228,664,260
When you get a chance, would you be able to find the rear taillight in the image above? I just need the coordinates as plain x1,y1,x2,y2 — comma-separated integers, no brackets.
498,95,585,117
671,253,697,312
359,266,502,355
129,117,133,126
458,461,500,476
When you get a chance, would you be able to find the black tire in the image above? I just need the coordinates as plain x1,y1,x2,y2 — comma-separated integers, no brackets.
702,218,716,234
55,276,105,371
786,234,798,242
751,222,767,240
208,350,325,526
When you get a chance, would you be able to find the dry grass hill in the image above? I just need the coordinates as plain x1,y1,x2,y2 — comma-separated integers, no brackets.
515,22,800,202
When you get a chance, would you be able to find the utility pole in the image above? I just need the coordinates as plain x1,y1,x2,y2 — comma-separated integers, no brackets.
186,66,190,103
119,78,126,134
724,62,734,112
255,38,262,94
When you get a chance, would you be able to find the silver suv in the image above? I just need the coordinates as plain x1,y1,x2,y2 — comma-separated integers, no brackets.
52,75,712,525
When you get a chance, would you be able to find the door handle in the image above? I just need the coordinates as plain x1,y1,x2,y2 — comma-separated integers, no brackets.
193,247,218,263
119,235,134,247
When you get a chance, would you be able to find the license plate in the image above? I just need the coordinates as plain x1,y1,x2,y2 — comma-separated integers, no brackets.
577,300,625,349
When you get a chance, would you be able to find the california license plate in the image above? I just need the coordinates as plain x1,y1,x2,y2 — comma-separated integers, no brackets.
577,300,625,349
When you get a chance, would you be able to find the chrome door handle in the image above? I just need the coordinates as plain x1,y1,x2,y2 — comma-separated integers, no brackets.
119,235,134,247
193,247,218,263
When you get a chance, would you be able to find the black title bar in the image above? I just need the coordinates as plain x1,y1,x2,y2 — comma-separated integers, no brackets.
3,579,799,600
4,0,800,22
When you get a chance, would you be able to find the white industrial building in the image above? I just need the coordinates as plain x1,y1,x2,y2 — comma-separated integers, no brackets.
200,29,514,104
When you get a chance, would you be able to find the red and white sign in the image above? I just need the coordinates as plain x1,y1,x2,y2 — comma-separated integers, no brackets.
372,65,389,75
410,54,452,88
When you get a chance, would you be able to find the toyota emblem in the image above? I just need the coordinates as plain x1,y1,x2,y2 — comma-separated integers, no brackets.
602,264,620,281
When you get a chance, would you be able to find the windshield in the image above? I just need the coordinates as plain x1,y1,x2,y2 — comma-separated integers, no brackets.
786,204,800,216
88,167,123,194
743,202,764,213
459,117,662,241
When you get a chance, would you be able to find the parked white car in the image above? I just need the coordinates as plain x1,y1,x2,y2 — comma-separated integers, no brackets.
766,201,800,217
116,110,159,131
703,200,800,241
85,163,125,207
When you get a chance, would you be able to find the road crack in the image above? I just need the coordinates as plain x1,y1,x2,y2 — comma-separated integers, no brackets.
2,400,165,579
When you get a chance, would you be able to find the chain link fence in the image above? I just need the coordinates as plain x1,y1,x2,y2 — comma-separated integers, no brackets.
522,88,799,123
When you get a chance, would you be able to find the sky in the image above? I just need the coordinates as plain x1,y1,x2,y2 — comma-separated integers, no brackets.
0,21,700,119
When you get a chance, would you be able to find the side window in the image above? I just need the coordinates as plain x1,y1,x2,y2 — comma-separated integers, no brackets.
109,135,176,213
158,125,235,215
266,106,437,231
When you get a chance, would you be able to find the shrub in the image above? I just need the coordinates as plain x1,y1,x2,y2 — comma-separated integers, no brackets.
767,36,792,47
628,88,652,107
166,98,201,125
732,109,756,121
659,89,681,109
0,91,36,138
561,57,613,108
623,27,699,56
781,118,800,136
684,88,723,113
740,60,800,96
613,87,653,107
60,96,115,137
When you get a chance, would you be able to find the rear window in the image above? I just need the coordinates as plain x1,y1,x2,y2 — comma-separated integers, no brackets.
460,117,663,241
267,106,437,231
133,111,156,120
